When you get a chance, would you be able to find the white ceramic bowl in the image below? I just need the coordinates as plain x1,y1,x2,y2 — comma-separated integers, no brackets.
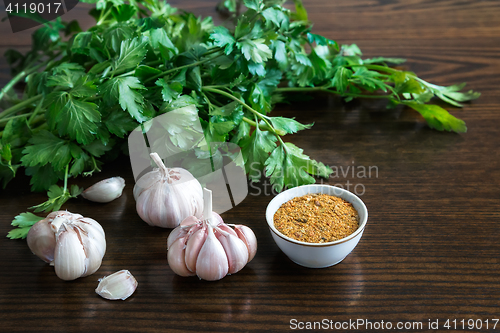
266,184,368,268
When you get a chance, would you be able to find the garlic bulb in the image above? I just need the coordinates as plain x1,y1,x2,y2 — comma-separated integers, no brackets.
167,189,257,281
82,177,125,203
96,270,138,300
26,211,106,281
133,152,203,228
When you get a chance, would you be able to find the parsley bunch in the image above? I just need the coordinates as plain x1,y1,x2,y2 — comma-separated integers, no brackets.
1,0,479,237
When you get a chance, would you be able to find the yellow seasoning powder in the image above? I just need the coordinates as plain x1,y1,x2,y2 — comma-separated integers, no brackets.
273,193,359,243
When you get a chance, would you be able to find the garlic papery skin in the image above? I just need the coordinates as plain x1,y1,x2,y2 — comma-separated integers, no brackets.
27,211,106,281
166,188,257,281
82,177,125,203
133,152,203,228
96,270,138,300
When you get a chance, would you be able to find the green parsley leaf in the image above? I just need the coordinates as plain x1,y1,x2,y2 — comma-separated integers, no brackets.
155,78,180,103
100,77,148,122
307,33,338,49
332,66,352,93
239,39,273,63
243,0,263,12
113,36,149,74
351,67,391,92
104,23,135,54
83,139,115,157
7,227,32,239
31,184,83,213
111,4,137,22
209,101,241,116
71,31,93,55
261,7,289,30
284,142,332,178
163,94,198,112
150,28,177,55
404,102,467,133
204,119,236,143
230,121,251,145
57,97,101,145
25,164,62,192
71,76,97,98
240,123,277,181
265,142,333,192
135,65,163,81
273,40,288,69
210,26,236,55
21,131,72,170
392,71,425,95
269,117,313,135
11,212,44,227
69,151,90,177
291,0,308,21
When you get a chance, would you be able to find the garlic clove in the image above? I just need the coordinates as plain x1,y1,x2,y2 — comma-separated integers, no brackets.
95,270,138,300
181,215,199,226
215,230,249,275
80,230,106,277
184,226,207,272
53,226,87,281
234,225,257,263
167,225,191,250
78,218,106,258
27,219,56,263
216,222,238,237
167,236,196,277
82,177,125,203
195,225,228,281
82,241,104,277
210,212,225,226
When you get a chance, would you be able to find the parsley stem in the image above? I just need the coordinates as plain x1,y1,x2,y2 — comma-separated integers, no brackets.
275,87,393,99
97,7,113,25
349,64,399,74
203,47,223,56
0,94,43,119
0,52,63,102
202,87,283,137
63,164,69,194
0,70,28,102
145,59,164,67
0,64,42,101
0,112,34,124
145,53,223,83
242,116,275,132
28,97,44,125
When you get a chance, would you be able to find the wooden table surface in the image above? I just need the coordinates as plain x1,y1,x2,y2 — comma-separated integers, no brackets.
1,0,500,332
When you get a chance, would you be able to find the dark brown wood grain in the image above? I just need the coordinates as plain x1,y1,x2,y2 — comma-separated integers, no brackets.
1,0,500,332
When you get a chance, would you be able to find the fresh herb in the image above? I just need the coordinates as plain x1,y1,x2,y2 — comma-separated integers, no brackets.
1,0,479,238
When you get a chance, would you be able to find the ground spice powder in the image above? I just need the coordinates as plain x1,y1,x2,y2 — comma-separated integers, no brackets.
273,193,359,243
